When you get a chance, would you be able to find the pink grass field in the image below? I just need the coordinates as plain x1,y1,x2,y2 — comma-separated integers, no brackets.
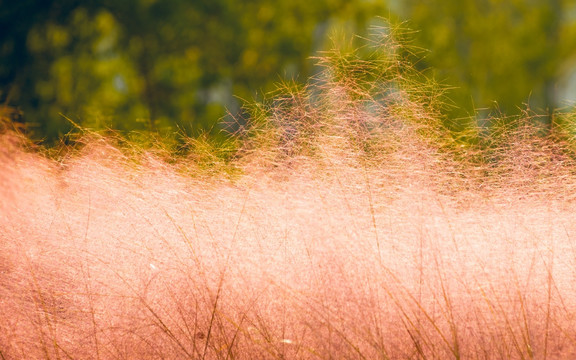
2,129,576,360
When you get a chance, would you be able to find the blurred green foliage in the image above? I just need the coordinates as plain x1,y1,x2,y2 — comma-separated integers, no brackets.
0,0,386,142
397,0,576,130
1,0,576,143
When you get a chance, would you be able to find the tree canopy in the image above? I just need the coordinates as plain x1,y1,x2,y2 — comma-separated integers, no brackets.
1,0,576,142
397,0,576,128
0,0,386,141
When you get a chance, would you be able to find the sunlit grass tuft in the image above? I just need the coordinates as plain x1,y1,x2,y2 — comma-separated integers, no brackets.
2,25,576,359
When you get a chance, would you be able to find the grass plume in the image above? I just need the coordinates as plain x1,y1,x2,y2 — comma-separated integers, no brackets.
2,25,576,359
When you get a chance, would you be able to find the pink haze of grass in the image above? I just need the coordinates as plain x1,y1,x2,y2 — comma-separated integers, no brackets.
1,119,576,360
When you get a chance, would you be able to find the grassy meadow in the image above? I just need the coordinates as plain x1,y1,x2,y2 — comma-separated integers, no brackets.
2,39,576,359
